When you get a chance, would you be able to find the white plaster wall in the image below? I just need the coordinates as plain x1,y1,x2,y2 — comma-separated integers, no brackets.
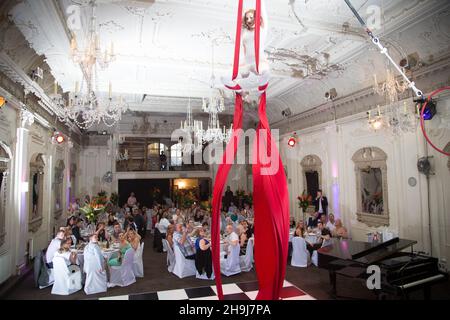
78,146,113,197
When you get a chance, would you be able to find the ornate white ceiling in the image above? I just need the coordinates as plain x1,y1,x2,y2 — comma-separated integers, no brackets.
8,0,450,122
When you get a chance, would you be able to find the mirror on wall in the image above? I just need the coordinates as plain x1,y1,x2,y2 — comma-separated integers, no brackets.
352,147,389,227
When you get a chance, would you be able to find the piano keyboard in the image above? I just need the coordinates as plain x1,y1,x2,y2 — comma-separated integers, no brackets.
399,274,446,290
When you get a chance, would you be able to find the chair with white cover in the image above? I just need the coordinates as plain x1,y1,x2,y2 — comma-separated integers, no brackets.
83,246,107,295
162,239,175,273
220,243,241,276
51,257,82,295
133,242,144,278
108,249,136,287
291,237,310,267
311,238,333,267
239,238,254,272
172,244,196,278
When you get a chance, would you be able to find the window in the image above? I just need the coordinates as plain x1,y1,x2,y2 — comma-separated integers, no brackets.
171,143,183,167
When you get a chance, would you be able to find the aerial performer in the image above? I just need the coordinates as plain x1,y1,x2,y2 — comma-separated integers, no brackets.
211,0,290,300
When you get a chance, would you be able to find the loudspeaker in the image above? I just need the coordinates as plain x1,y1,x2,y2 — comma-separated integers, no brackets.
417,156,433,176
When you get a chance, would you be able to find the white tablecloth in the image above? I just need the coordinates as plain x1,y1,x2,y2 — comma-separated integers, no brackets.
75,248,119,268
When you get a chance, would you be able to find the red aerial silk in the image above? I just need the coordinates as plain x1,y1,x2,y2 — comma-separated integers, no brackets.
211,0,290,300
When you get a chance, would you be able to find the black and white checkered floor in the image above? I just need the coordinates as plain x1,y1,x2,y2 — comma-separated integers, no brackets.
97,280,315,300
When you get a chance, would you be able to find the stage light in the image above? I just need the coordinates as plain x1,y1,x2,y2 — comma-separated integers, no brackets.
415,97,437,120
0,96,6,108
287,133,298,147
422,99,437,120
53,132,65,144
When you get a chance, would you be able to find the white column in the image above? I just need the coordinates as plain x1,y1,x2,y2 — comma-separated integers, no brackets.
12,109,34,271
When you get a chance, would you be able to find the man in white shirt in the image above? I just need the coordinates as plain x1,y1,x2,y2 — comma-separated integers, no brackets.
325,213,336,233
45,230,65,268
157,213,170,236
224,224,239,256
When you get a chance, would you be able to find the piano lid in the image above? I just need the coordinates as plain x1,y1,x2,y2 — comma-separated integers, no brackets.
318,238,417,265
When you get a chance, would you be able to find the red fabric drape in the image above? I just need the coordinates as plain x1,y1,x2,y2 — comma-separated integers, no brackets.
253,92,290,299
211,0,289,300
211,94,243,300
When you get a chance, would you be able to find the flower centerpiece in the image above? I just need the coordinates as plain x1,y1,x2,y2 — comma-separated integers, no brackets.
297,191,312,212
80,192,107,224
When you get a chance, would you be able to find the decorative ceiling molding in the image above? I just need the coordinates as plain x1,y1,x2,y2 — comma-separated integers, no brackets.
273,53,450,134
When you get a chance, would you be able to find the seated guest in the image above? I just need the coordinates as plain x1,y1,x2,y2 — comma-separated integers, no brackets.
108,233,131,266
294,225,306,238
296,220,305,229
53,238,78,266
229,209,238,223
326,213,336,233
289,216,296,228
224,224,239,258
307,212,319,229
72,218,84,244
241,220,253,238
95,222,109,242
166,224,175,249
66,215,76,228
173,223,196,260
126,229,141,251
195,228,213,278
244,203,254,219
125,216,137,231
83,234,106,295
186,219,195,234
65,227,77,246
306,222,332,256
236,224,249,256
107,214,116,227
228,202,237,214
220,211,227,233
237,209,246,223
201,221,209,229
333,219,348,239
110,221,122,243
46,230,66,268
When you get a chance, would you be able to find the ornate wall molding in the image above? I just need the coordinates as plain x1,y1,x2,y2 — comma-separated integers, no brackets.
273,54,450,134
352,147,390,227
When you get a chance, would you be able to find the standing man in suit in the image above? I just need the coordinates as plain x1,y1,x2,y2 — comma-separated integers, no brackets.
313,189,328,222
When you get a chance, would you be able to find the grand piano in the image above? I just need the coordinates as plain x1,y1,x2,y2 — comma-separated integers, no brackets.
317,237,448,299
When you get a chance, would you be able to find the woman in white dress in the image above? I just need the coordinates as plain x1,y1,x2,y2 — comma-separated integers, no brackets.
221,0,270,92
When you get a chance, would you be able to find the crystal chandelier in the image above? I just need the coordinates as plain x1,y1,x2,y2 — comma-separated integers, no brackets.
179,98,202,152
70,0,115,70
197,110,233,144
373,68,409,104
54,0,126,130
57,78,127,130
385,101,417,136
